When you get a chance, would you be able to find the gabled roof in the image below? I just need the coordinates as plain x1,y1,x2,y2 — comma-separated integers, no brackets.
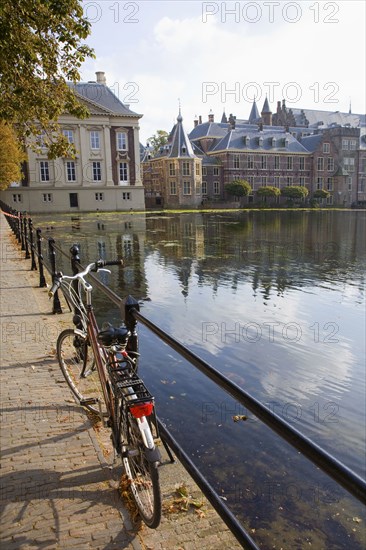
69,82,142,117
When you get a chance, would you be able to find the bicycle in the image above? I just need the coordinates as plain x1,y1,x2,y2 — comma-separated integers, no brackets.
49,259,162,528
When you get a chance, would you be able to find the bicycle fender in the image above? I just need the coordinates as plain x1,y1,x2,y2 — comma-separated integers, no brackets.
144,446,161,464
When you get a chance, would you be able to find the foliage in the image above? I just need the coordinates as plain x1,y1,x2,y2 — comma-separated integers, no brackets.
0,122,26,190
280,186,309,200
256,186,281,198
313,189,330,199
0,0,94,158
225,179,252,197
147,130,169,155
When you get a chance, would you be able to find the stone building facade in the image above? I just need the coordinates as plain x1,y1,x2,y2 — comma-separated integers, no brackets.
2,72,145,213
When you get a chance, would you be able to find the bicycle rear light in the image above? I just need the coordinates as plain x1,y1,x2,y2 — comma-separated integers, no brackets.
130,402,154,418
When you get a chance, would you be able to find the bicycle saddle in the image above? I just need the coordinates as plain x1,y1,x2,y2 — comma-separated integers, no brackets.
97,324,131,346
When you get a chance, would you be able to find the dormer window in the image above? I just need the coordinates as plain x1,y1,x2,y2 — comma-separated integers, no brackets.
272,137,276,147
285,138,289,148
182,146,186,155
245,136,250,146
259,137,263,146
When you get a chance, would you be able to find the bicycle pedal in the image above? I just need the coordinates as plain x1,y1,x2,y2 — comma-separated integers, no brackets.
80,398,98,406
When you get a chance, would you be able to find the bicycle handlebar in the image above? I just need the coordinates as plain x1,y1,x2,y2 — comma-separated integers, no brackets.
48,259,123,298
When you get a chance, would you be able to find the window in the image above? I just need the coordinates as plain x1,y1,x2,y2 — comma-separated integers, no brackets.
183,181,191,195
299,157,305,171
40,161,49,182
42,193,52,202
247,156,254,169
92,161,102,181
63,130,74,144
326,157,334,171
116,132,127,150
202,167,207,176
66,161,76,182
213,167,219,176
95,192,104,201
299,177,305,186
213,181,220,195
286,176,293,186
195,163,200,176
349,140,357,150
316,177,323,189
69,193,78,207
323,142,330,153
170,181,177,195
37,131,47,148
233,155,240,169
274,176,280,187
12,194,22,203
344,157,355,172
261,156,267,169
317,157,324,171
274,156,280,170
287,157,293,170
90,131,100,149
326,195,333,205
260,176,267,185
347,177,352,191
182,162,190,176
119,162,128,183
342,139,349,150
169,163,176,176
122,192,131,200
326,178,333,191
202,181,207,195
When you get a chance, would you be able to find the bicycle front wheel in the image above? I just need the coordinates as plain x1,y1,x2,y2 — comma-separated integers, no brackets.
57,328,106,416
122,412,161,528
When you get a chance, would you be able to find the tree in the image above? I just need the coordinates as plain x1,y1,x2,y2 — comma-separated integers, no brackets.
147,130,169,155
0,0,94,158
0,122,25,190
313,189,330,199
256,186,281,199
281,186,309,200
225,179,252,197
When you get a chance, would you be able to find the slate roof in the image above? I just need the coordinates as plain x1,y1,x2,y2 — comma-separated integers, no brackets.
189,122,229,141
69,82,141,117
248,99,261,123
210,129,309,153
167,111,196,158
300,134,323,152
291,108,364,128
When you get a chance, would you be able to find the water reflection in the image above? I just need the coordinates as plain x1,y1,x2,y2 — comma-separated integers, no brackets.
34,210,366,549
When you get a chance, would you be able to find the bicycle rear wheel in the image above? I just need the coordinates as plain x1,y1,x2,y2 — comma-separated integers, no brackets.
57,328,107,416
122,412,161,528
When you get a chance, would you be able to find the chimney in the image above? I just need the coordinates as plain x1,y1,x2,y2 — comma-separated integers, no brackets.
199,115,202,125
194,115,199,127
208,110,214,123
96,71,106,85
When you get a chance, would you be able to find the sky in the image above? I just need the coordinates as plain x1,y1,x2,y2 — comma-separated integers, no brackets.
79,0,366,144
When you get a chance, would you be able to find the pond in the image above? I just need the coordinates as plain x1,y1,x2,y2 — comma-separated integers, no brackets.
33,209,366,549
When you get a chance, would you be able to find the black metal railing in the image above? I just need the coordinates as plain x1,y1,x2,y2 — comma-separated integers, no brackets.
1,201,365,550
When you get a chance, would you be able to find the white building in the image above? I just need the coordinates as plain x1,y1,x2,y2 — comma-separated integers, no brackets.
2,72,145,213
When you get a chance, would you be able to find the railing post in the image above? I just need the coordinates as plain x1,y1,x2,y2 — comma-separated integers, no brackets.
28,218,37,271
36,228,47,288
20,212,26,250
124,295,140,355
70,244,81,318
48,238,62,314
24,214,30,259
16,210,22,244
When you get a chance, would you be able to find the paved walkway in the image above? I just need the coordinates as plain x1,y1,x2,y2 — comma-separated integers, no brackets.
0,212,242,550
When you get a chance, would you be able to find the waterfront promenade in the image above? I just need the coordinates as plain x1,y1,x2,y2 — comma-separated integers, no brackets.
0,212,242,550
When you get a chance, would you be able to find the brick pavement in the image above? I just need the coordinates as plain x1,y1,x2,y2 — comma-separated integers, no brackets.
0,212,242,550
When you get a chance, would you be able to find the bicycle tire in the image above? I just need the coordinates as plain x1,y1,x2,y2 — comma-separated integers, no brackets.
122,411,161,528
57,328,107,416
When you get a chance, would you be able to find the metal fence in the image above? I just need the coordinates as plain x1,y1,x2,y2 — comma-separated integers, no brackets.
1,201,365,549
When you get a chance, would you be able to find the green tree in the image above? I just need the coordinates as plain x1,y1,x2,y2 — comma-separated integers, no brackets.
0,0,94,158
313,189,330,199
225,179,252,197
281,186,309,200
147,130,169,155
0,122,25,190
256,186,281,199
